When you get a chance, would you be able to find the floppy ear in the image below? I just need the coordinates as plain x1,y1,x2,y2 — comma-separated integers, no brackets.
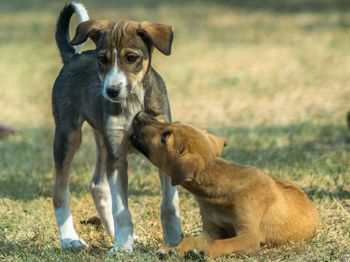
170,154,197,186
138,22,174,55
71,20,109,46
206,133,227,157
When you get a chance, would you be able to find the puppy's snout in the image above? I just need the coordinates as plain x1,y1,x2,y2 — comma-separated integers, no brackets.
106,85,121,98
135,111,148,122
132,112,152,132
133,112,144,129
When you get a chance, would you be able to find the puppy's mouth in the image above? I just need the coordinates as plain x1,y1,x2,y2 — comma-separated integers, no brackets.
103,94,125,103
102,80,133,103
129,133,149,157
102,88,129,103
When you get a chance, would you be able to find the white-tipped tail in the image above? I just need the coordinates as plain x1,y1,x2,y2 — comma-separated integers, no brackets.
71,2,89,53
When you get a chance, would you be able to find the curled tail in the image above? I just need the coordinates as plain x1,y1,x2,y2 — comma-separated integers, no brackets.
55,2,89,64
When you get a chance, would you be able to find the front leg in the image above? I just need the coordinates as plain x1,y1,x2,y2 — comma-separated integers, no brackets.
177,232,213,256
159,170,183,246
107,155,134,254
204,232,261,258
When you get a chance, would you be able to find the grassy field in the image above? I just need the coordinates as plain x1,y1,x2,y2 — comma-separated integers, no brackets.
1,0,350,261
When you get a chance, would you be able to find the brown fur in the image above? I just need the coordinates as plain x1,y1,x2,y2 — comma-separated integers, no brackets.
130,112,320,258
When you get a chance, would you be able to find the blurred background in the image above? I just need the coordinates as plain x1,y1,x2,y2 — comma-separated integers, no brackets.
0,0,349,261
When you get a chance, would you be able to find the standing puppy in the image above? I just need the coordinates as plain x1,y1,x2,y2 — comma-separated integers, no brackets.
52,2,182,253
130,112,320,259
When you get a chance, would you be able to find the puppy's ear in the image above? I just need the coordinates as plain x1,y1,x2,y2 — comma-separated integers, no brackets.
170,154,197,186
71,20,109,45
207,133,227,157
138,22,173,55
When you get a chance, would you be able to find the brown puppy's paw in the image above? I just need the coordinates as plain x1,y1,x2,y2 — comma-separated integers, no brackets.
205,246,220,259
183,250,208,261
156,247,176,260
176,236,196,256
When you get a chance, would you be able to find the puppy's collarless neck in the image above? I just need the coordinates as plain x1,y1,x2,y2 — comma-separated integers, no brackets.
182,158,231,199
182,158,255,201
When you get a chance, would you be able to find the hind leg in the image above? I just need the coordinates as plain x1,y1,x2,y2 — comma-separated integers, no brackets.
89,130,114,236
53,126,87,249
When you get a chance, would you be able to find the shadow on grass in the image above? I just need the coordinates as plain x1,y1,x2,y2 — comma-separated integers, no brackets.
0,230,162,261
0,127,54,201
214,122,349,167
0,238,107,261
0,122,349,201
305,186,350,200
211,122,350,200
0,125,160,201
0,126,95,202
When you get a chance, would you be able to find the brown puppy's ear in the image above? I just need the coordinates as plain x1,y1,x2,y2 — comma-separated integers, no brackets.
207,133,227,157
138,22,173,55
170,154,197,186
71,20,109,45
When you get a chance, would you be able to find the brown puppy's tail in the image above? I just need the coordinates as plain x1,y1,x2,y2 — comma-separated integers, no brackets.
55,2,89,64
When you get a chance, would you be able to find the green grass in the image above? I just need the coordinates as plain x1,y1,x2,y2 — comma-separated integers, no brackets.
1,0,350,261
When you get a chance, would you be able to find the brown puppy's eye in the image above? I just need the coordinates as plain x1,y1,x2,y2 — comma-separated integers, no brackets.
126,54,139,63
160,131,171,144
97,54,107,64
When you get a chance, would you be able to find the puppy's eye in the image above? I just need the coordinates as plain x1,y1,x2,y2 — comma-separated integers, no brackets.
160,131,171,144
126,54,139,63
97,54,107,64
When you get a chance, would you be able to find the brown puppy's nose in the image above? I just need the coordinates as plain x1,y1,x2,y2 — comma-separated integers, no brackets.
106,86,120,98
133,111,144,129
135,111,149,121
133,112,151,130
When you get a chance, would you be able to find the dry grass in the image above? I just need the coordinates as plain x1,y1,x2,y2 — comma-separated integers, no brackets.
0,0,350,261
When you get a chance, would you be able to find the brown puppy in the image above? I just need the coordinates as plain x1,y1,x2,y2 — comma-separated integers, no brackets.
130,112,319,258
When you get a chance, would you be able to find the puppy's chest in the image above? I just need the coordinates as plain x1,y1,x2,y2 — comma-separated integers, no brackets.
197,199,238,234
105,89,144,154
106,87,144,129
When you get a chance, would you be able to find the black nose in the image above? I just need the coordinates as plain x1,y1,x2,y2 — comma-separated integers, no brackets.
133,112,150,127
106,86,120,98
132,112,143,129
134,112,143,122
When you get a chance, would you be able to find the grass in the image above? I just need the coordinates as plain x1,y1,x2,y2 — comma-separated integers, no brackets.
0,0,350,261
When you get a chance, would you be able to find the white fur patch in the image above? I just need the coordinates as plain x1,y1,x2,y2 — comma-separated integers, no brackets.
55,207,77,240
102,49,129,102
89,151,115,236
54,204,87,249
108,168,134,253
71,2,90,53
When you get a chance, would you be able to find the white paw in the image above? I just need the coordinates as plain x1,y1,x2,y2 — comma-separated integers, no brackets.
60,238,88,250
